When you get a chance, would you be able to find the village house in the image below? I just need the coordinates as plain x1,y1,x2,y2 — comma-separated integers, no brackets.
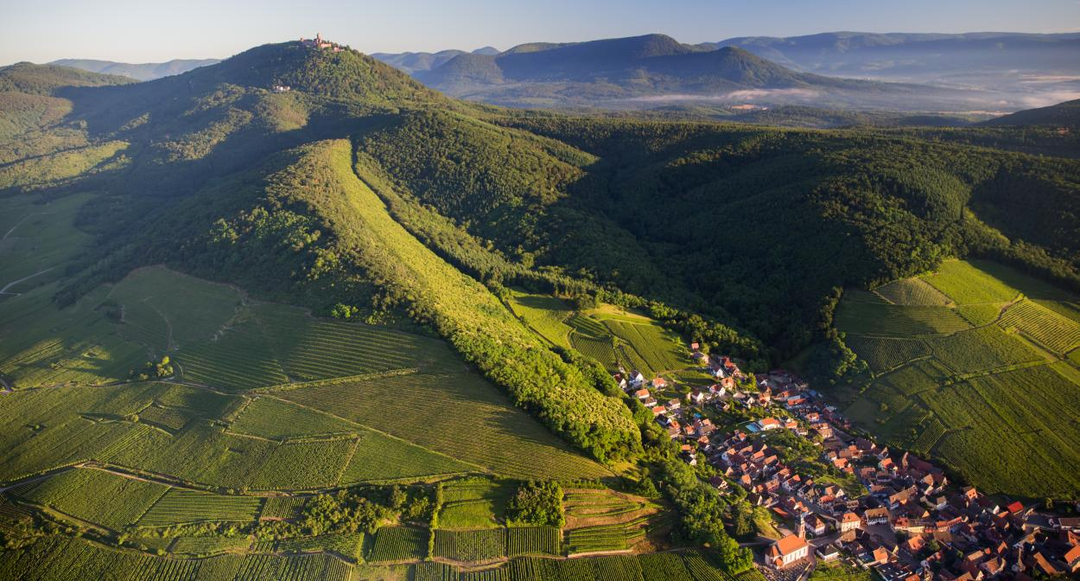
841,512,862,532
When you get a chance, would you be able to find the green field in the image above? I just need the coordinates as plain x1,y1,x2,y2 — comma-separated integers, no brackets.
834,301,972,337
367,526,427,562
438,478,513,529
507,292,574,349
835,259,1080,498
138,489,264,526
277,372,608,481
874,278,953,306
16,468,168,531
999,300,1080,355
920,260,1022,305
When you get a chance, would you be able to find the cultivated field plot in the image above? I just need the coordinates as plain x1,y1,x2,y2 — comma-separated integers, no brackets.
0,193,94,294
920,260,1021,304
272,532,363,559
563,488,659,529
277,372,608,481
999,300,1080,355
874,278,952,306
0,283,148,389
507,291,574,349
260,496,307,520
255,302,455,380
924,326,1042,374
433,528,508,562
366,526,426,562
570,332,619,371
438,478,513,528
834,301,971,337
16,467,168,531
601,320,686,373
843,335,930,373
835,259,1080,499
228,397,358,440
138,489,264,526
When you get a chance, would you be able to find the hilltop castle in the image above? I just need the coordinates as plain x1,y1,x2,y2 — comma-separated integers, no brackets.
300,33,344,52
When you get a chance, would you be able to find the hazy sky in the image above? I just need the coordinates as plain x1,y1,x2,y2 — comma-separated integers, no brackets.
2,0,1079,64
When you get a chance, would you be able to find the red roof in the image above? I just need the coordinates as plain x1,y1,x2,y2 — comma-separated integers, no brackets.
772,534,808,557
1007,501,1023,514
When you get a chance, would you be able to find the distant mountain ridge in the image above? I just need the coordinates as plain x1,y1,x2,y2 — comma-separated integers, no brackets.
386,33,943,109
374,31,1079,110
49,58,220,81
370,46,500,74
711,31,1080,78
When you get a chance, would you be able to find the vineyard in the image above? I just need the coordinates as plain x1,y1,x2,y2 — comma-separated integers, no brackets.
920,260,1021,304
277,372,608,480
179,327,289,391
507,292,574,349
170,535,253,555
999,300,1080,355
842,336,929,373
260,496,307,520
256,303,452,380
0,532,750,580
601,320,687,373
272,532,363,559
138,490,264,526
228,397,358,440
834,301,971,337
924,326,1041,374
16,467,168,531
367,526,427,562
835,259,1080,499
873,278,952,306
438,478,513,528
434,528,508,562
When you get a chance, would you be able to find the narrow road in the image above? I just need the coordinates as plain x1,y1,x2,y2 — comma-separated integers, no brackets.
0,267,54,294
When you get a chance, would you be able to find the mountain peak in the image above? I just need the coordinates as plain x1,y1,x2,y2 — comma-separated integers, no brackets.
179,41,443,105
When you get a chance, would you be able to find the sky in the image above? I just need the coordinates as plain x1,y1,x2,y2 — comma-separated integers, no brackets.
2,0,1079,64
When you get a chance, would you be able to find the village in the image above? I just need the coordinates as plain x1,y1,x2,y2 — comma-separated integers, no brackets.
614,348,1080,581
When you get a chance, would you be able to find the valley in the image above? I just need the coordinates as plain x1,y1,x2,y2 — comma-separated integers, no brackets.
1,32,1079,581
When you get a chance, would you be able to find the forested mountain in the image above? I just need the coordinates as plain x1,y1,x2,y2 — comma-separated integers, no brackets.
981,98,1080,126
50,58,220,80
370,47,499,74
712,31,1080,80
5,41,1079,366
370,33,975,110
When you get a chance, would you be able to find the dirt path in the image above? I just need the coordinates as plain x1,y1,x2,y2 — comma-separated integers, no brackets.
0,267,54,295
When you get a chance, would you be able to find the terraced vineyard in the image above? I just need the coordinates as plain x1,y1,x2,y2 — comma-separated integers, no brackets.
835,259,1080,498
